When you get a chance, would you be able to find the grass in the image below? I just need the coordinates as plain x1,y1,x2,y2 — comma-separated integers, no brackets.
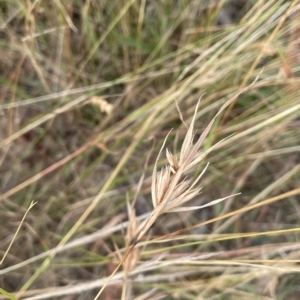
0,0,300,299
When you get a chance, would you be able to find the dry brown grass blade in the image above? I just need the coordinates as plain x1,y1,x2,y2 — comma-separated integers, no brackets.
156,185,300,241
93,243,138,300
0,95,88,148
0,201,37,265
3,2,300,299
0,140,94,201
15,109,158,298
213,162,300,234
184,70,262,170
221,0,298,123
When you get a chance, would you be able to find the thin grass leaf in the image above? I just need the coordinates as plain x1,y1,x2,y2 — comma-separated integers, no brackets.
168,193,241,212
185,72,262,169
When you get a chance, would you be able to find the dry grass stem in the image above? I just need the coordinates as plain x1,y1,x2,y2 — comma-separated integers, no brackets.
0,201,37,266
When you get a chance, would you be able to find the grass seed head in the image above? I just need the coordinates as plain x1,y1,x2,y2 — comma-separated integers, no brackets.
139,74,261,241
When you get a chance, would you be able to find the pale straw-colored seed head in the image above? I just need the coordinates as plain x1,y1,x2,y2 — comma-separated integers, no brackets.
96,74,262,299
136,71,261,242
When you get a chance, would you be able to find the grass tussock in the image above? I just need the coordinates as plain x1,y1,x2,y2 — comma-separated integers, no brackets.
0,1,300,299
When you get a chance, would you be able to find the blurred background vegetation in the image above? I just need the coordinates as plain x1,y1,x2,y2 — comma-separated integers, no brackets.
0,0,300,299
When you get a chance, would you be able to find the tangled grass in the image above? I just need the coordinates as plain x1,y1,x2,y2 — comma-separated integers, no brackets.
1,1,300,299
